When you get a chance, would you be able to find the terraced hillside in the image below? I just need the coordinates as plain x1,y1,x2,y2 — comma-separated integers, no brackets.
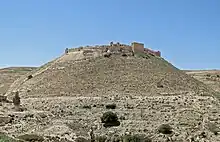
0,67,36,95
1,45,220,142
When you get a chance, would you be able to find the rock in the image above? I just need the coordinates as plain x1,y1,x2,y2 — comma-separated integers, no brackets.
75,137,90,142
38,112,47,118
122,134,152,142
0,95,7,102
0,116,13,126
103,53,111,58
207,122,220,135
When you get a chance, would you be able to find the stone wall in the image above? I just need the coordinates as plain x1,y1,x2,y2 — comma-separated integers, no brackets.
144,48,161,57
66,42,161,57
131,42,144,53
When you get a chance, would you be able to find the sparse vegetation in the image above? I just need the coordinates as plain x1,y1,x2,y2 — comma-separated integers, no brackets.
122,134,152,142
0,133,17,142
0,95,7,102
158,124,173,134
2,45,220,142
12,92,20,107
82,105,92,109
157,82,164,88
27,75,33,80
135,52,150,59
103,53,111,58
95,135,107,142
105,103,116,109
101,111,120,128
17,134,44,142
75,137,90,142
122,53,128,57
93,134,151,142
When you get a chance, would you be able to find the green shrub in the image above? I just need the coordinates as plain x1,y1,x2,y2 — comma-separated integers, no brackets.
156,82,164,88
27,75,33,80
13,92,20,107
17,134,44,142
158,124,173,134
95,135,107,142
101,111,120,128
105,104,116,109
82,105,92,109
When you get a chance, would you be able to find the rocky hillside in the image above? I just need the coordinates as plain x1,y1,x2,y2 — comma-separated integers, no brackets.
186,70,220,93
6,46,214,98
0,67,36,95
1,45,220,142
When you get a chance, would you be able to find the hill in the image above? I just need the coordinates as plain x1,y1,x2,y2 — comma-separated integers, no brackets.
2,43,220,142
6,45,214,98
186,70,220,93
0,67,36,95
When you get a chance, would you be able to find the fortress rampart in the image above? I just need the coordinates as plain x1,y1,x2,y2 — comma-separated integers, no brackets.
65,42,161,57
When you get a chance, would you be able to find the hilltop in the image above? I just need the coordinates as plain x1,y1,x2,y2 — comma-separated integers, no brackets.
1,42,220,142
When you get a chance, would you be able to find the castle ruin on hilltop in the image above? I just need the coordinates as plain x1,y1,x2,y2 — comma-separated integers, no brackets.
131,42,161,57
65,42,161,57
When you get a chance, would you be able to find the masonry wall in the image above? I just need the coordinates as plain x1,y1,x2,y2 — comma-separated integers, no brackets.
131,42,144,53
145,48,161,57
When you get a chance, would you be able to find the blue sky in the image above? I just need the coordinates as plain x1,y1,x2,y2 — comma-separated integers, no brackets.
0,0,219,69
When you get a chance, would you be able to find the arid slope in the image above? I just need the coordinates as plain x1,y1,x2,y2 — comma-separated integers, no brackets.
1,46,220,142
0,67,36,94
186,70,220,93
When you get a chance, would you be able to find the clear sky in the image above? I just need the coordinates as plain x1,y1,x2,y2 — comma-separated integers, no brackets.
0,0,219,70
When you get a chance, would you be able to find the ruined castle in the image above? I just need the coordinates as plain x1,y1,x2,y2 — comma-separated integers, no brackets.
131,42,161,57
65,42,161,57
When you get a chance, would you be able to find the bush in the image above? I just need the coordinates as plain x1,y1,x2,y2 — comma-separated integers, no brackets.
105,104,116,109
104,53,111,58
95,135,107,142
101,111,120,128
158,124,173,134
82,105,92,109
122,53,127,57
0,95,7,102
156,82,164,88
17,134,44,142
13,92,20,107
27,75,33,80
